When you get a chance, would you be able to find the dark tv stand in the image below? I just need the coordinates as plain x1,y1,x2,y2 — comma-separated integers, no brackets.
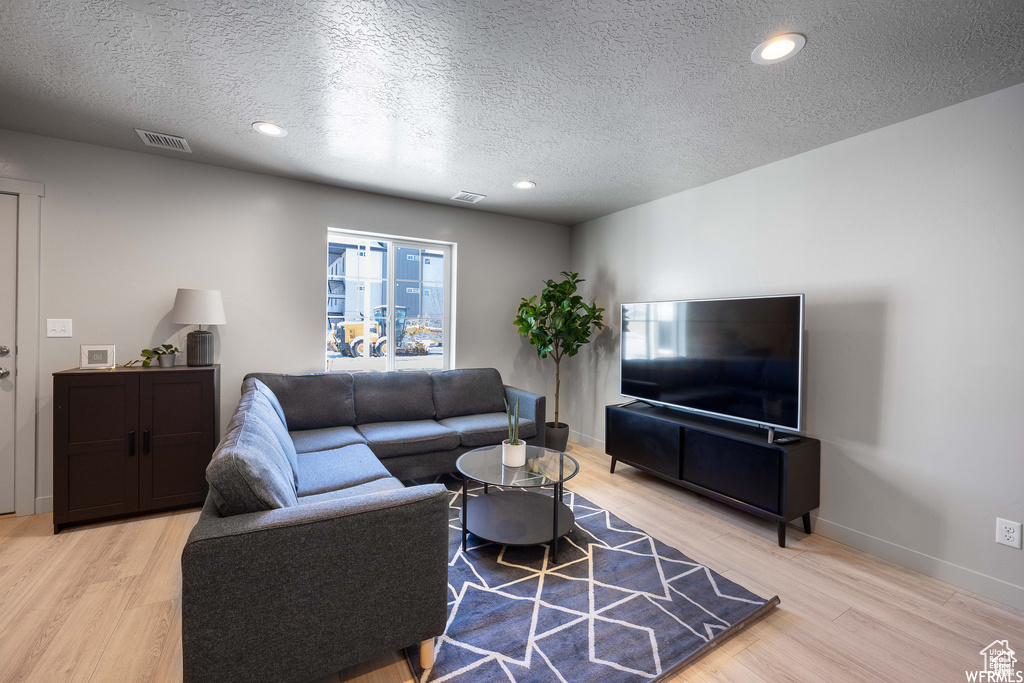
605,402,820,547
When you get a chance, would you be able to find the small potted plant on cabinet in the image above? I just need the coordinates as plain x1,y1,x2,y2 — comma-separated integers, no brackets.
141,343,179,368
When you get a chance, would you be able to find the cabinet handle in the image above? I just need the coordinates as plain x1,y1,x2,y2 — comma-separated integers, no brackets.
143,429,150,455
128,430,136,457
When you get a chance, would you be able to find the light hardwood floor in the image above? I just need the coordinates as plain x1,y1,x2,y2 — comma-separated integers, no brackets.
2,442,1021,682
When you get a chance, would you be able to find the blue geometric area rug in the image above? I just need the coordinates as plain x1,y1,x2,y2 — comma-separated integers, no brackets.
404,478,780,682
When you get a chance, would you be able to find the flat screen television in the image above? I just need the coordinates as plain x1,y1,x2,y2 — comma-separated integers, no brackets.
620,294,804,432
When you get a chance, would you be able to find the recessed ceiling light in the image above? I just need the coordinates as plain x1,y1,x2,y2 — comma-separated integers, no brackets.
512,180,536,190
751,33,806,65
252,121,287,137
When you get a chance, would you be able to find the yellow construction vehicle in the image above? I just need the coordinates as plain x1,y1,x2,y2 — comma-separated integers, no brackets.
327,306,431,357
327,319,380,357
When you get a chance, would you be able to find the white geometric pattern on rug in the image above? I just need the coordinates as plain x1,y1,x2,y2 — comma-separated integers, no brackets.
407,479,778,683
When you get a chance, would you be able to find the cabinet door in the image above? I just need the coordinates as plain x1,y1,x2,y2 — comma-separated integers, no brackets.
54,374,139,524
682,430,781,513
606,406,682,478
139,371,214,511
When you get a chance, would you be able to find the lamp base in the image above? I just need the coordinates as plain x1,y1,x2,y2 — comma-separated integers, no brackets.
186,330,215,367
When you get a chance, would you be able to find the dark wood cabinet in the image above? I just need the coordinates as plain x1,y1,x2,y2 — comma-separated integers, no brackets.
606,401,820,547
53,365,218,533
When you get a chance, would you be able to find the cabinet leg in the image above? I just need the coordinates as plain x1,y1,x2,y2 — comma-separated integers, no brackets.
777,521,786,548
802,512,812,534
609,457,617,474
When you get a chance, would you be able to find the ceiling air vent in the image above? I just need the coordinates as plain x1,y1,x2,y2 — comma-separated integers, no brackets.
450,191,486,204
135,128,192,153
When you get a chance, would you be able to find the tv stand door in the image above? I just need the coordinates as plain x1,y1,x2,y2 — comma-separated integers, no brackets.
605,405,681,479
683,431,781,514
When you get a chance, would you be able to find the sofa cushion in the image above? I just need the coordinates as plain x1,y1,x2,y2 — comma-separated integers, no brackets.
250,378,288,426
353,371,435,423
430,368,507,420
295,444,391,497
244,379,300,488
290,426,366,454
357,419,460,458
297,477,405,505
206,394,299,516
438,411,537,448
244,372,356,429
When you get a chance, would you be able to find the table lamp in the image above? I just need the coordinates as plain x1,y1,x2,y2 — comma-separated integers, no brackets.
171,289,226,366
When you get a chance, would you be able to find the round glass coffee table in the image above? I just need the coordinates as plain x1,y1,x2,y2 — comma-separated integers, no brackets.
456,445,579,564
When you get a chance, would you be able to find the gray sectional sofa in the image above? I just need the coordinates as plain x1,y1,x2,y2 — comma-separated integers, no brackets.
247,366,545,479
181,368,545,683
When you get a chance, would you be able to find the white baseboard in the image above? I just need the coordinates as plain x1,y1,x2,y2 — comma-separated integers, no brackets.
813,517,1024,612
569,430,604,450
569,428,1024,611
35,496,53,514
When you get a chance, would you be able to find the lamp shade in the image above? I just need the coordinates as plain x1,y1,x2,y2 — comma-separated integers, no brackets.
171,289,227,325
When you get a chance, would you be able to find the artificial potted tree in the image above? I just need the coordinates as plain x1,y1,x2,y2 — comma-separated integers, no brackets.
514,271,604,451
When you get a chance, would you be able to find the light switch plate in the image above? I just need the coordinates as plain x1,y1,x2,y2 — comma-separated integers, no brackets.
46,319,72,338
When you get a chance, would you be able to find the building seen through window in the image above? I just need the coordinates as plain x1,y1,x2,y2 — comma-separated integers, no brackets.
327,230,451,372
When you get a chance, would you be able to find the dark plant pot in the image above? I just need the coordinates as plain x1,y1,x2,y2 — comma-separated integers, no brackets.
545,422,570,452
158,354,176,368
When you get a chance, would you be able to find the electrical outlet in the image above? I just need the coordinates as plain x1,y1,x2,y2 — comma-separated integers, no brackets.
46,319,72,338
996,518,1022,549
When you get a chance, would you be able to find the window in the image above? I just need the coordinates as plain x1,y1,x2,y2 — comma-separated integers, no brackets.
326,228,454,372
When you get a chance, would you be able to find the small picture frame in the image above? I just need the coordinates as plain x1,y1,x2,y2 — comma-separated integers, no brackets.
80,344,116,370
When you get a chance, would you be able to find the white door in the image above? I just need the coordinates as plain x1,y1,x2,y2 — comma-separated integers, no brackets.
0,193,17,514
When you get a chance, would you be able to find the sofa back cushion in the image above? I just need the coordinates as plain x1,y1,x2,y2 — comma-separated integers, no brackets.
245,378,300,488
206,385,299,516
431,368,506,420
244,372,356,429
353,371,435,423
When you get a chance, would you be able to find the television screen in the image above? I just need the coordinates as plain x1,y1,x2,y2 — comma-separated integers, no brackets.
620,295,804,431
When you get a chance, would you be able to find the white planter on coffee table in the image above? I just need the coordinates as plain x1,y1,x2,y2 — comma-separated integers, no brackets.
502,440,526,467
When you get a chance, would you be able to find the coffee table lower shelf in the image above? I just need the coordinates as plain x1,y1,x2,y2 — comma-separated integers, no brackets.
460,490,574,561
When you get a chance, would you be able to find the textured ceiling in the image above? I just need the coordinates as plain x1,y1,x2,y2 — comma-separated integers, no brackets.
1,1,1023,225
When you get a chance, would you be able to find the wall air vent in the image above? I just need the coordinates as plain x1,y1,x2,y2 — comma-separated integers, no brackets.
135,129,192,153
450,191,486,204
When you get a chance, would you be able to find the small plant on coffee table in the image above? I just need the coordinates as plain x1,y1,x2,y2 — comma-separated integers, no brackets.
505,397,522,445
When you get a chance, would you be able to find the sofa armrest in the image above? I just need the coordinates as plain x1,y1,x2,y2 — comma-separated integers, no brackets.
181,483,449,683
504,385,546,447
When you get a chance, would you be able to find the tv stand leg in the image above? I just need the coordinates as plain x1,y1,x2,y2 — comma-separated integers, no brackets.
777,521,786,548
802,512,812,534
609,457,617,474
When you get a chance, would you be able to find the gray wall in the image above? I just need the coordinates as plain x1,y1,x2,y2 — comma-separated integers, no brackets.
567,83,1024,609
0,129,570,507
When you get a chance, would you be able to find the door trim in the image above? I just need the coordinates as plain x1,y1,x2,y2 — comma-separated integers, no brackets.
0,177,44,516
